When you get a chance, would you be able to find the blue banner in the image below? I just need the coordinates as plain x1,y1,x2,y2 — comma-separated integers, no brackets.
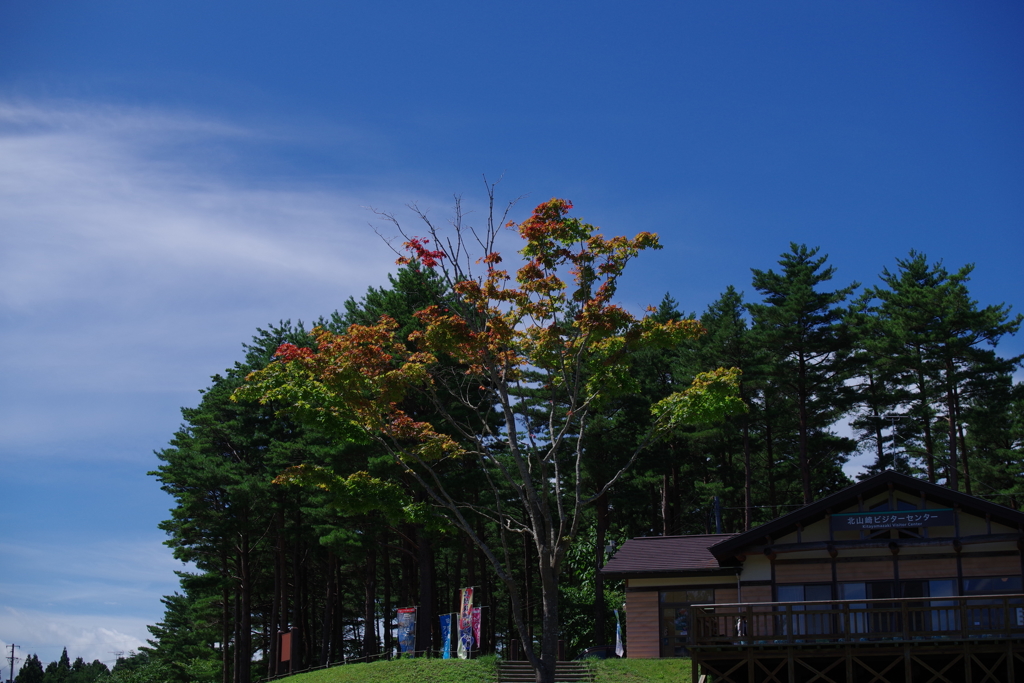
439,613,452,659
397,608,417,657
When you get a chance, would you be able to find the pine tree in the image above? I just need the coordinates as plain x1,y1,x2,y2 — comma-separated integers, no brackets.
42,649,70,683
861,252,1022,490
748,244,858,503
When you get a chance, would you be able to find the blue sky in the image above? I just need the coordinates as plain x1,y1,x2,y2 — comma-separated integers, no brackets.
1,0,1022,668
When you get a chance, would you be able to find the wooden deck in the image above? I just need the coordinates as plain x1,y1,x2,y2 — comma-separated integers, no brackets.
688,594,1024,682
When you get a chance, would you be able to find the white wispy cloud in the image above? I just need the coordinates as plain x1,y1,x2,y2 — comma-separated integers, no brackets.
0,99,416,455
0,98,424,665
0,608,148,668
0,99,396,312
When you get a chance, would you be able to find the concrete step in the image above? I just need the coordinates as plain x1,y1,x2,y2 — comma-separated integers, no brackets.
497,661,594,683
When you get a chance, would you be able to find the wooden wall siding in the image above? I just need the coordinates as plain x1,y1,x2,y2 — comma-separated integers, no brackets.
836,560,893,582
961,554,1022,577
775,561,832,584
897,556,957,579
737,586,774,637
715,588,737,604
624,590,660,659
741,585,772,604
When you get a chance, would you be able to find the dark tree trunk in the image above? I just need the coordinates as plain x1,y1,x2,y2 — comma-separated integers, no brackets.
382,540,392,658
945,360,959,491
238,531,252,683
320,554,335,665
268,521,280,678
766,420,776,518
363,539,379,659
332,563,346,663
743,420,752,531
660,473,669,536
953,385,972,495
537,552,559,683
415,525,435,656
798,352,812,504
594,492,609,647
477,520,492,654
221,550,231,683
290,510,303,671
232,572,241,683
914,353,936,483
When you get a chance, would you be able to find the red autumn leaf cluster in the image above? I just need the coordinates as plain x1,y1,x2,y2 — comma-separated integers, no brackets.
396,236,447,268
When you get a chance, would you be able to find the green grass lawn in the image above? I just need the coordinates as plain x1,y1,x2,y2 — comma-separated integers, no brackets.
593,658,692,682
279,656,691,683
282,656,497,683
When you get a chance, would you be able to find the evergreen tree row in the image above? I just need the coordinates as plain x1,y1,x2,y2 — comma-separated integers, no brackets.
143,246,1022,682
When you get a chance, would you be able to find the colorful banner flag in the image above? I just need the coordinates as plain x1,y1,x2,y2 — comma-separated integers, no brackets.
457,587,474,659
614,609,624,658
471,607,482,648
439,613,452,659
397,608,417,657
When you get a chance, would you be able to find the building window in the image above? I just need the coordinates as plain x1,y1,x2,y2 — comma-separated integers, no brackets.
776,584,832,636
659,589,713,658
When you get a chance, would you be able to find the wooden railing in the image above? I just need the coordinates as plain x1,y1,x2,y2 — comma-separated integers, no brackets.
689,594,1024,648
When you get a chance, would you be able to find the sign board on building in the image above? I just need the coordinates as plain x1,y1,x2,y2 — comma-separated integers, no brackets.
830,508,954,531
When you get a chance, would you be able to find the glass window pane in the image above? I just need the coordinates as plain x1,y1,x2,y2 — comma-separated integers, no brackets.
840,583,866,601
902,581,927,598
965,576,1023,595
777,585,803,602
867,582,894,600
806,585,832,602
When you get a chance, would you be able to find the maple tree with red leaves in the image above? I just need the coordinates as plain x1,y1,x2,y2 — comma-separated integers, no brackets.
237,188,742,683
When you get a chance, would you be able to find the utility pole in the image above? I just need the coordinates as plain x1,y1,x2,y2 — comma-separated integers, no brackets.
6,643,19,683
882,413,913,470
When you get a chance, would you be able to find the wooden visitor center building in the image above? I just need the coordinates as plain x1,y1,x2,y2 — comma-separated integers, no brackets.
601,471,1024,682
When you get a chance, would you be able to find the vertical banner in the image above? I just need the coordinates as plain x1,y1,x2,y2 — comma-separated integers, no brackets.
397,608,417,657
614,609,624,658
457,587,474,659
439,613,452,659
471,607,482,648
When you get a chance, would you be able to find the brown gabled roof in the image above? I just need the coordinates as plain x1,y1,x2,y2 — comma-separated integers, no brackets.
600,534,739,579
709,470,1024,562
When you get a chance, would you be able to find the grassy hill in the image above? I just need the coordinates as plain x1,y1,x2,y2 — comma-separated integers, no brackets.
279,657,692,683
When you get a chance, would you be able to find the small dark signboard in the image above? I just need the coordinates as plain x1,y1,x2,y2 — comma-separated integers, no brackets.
279,631,291,662
830,508,954,531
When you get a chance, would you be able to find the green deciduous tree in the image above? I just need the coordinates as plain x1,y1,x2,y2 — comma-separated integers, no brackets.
239,197,744,683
